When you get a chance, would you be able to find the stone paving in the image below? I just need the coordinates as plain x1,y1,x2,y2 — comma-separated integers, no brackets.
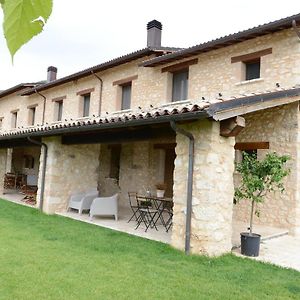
57,209,172,244
1,194,299,271
234,235,300,272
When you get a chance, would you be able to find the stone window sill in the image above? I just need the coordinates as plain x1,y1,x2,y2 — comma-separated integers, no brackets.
235,78,264,86
76,116,93,121
162,99,191,107
112,109,132,114
50,121,63,125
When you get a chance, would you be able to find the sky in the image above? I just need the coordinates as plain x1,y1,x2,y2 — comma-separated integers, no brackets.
0,0,299,89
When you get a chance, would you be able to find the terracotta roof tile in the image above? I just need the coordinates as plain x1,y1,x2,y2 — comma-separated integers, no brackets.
1,86,300,139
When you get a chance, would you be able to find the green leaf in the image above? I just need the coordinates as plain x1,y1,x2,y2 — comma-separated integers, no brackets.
2,0,53,59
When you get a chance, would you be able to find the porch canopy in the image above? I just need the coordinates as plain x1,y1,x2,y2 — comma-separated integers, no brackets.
0,87,299,147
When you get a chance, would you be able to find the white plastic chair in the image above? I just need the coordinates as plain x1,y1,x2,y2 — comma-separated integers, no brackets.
90,193,119,221
68,188,98,214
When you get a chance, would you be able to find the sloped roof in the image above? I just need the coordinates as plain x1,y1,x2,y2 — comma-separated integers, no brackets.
0,83,40,99
1,87,300,141
142,13,300,67
21,47,182,96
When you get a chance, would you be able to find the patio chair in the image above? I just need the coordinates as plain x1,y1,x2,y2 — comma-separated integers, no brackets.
127,192,140,223
21,175,38,202
68,188,98,214
90,193,119,221
135,196,159,232
163,206,173,232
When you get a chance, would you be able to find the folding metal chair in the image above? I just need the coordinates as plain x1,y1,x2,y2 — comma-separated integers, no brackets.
160,201,173,232
127,192,140,223
135,196,159,232
164,207,173,232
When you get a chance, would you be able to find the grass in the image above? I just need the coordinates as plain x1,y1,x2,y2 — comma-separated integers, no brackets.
0,200,299,300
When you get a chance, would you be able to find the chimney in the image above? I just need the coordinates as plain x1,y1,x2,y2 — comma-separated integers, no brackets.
47,66,57,82
147,20,162,48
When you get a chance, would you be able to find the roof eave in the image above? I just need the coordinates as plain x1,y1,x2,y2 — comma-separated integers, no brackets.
0,110,209,142
142,13,300,67
21,47,182,96
0,83,37,99
208,88,300,120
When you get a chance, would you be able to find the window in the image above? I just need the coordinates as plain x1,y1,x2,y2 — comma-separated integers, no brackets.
11,111,18,128
24,155,34,169
242,149,258,160
28,107,36,126
231,48,272,82
121,83,132,110
83,94,90,117
109,145,121,180
56,101,63,121
245,58,260,81
172,69,188,102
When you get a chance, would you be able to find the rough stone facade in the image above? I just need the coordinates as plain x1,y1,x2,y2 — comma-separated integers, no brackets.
0,149,7,195
11,146,40,177
0,30,299,135
98,138,175,208
0,24,300,256
172,119,235,256
234,103,299,235
37,137,100,214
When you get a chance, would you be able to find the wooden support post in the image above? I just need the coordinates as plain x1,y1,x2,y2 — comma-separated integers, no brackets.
220,116,245,137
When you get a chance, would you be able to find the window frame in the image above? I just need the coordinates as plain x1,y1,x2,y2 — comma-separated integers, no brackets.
244,58,261,81
82,93,91,117
28,106,36,126
121,82,132,110
171,68,189,102
11,111,18,129
56,100,63,121
24,155,35,169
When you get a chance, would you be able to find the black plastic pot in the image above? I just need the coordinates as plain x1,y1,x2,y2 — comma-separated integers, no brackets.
240,232,261,257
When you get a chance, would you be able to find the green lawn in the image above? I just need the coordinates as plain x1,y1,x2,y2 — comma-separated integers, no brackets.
0,200,299,300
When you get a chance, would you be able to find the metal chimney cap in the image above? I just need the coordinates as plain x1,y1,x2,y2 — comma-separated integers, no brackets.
147,20,162,30
47,66,57,72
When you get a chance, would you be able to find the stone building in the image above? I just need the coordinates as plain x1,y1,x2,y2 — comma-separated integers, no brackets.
0,14,300,256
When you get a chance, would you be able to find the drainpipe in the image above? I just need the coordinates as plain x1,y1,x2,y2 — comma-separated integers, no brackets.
34,88,47,125
27,137,48,212
292,20,300,40
91,71,103,116
170,120,194,255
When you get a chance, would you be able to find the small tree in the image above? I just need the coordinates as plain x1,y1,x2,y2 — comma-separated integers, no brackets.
235,152,290,235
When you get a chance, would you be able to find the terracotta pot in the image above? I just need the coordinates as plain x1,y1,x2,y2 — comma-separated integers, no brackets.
156,189,165,198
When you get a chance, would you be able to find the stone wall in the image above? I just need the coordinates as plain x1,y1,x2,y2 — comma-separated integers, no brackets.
11,146,41,176
188,29,300,100
234,103,299,234
0,149,7,195
98,138,174,208
37,137,100,214
0,92,44,134
172,119,235,256
1,29,299,136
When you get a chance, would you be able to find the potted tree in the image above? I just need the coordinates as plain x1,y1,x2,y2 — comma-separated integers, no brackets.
235,151,290,257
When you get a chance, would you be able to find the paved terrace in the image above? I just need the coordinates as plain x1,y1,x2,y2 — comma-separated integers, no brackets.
2,192,298,272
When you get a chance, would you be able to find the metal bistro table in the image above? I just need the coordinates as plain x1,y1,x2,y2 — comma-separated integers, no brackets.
136,195,173,232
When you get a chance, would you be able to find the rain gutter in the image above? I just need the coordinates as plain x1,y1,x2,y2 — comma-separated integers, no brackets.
170,120,195,255
27,137,48,212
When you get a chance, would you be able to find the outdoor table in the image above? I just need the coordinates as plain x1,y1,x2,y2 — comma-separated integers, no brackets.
137,195,173,230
